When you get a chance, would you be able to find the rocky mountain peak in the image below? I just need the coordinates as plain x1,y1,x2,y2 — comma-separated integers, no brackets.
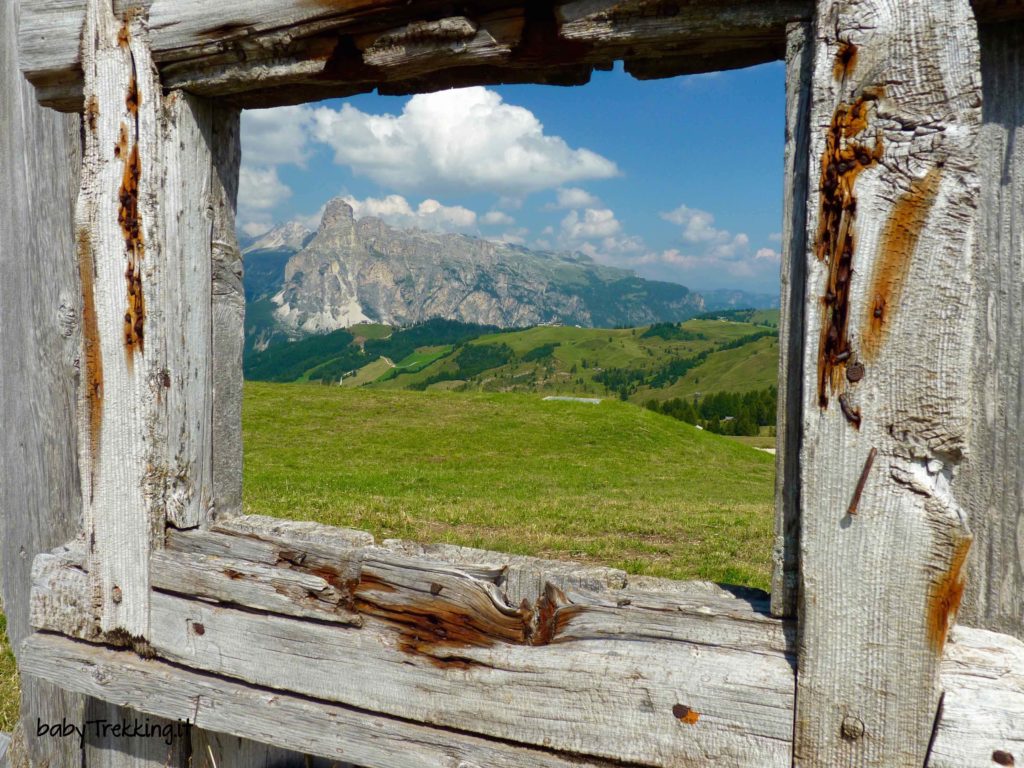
320,198,356,231
243,219,313,255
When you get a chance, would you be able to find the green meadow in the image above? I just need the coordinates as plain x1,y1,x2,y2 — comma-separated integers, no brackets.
243,382,775,588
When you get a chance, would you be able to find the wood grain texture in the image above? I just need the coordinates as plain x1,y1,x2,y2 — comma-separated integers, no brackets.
209,107,244,525
795,2,982,766
957,21,1024,640
0,0,90,766
159,91,215,531
771,19,812,619
22,614,1024,768
23,634,639,768
75,0,164,637
34,521,796,768
18,0,808,111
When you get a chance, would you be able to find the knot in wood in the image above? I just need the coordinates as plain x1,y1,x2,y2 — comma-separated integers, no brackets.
111,585,122,604
840,715,865,741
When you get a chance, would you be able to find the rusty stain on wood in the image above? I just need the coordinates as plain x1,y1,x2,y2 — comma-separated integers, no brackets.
815,89,883,410
349,572,578,667
117,20,144,360
927,537,971,654
860,166,943,361
992,749,1016,766
77,228,103,494
833,39,857,80
847,447,877,516
672,704,700,725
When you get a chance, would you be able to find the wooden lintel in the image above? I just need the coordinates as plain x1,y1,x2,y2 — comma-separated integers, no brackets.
19,0,809,112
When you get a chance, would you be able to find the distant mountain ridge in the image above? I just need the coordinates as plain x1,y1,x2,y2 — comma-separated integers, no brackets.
242,200,777,350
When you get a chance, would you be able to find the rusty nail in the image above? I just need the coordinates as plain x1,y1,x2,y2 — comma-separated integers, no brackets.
846,361,865,382
992,750,1015,766
111,586,122,604
429,583,442,596
847,447,877,517
192,622,205,636
841,715,865,741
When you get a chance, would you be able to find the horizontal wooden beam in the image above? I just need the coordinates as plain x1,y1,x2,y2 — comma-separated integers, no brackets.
23,607,1024,768
20,0,809,112
20,633,624,768
33,517,797,767
27,515,1024,767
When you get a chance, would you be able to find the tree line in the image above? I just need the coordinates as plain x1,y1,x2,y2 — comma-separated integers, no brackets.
645,387,777,436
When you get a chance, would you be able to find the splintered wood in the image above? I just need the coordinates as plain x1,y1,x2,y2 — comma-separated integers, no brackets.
27,519,1024,768
796,1,981,766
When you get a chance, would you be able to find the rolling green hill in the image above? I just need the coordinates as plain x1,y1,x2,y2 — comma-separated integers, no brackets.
244,383,775,588
244,312,781,434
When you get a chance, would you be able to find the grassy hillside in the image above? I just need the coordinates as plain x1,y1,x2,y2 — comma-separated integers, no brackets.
1,612,16,731
244,382,775,588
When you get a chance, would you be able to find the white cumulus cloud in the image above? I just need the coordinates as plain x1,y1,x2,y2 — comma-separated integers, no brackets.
241,106,315,169
342,194,477,233
561,208,622,241
549,187,601,210
309,87,619,196
482,211,516,227
238,167,293,236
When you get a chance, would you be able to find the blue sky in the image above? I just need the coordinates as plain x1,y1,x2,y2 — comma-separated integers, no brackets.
239,60,785,293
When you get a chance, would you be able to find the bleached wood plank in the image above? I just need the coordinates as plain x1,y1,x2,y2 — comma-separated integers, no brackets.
34,531,796,767
18,0,808,111
75,0,164,637
160,91,214,530
957,21,1024,640
22,634,633,768
929,626,1024,768
209,106,244,524
795,2,982,766
22,613,1024,768
771,19,812,619
150,549,363,625
0,0,127,763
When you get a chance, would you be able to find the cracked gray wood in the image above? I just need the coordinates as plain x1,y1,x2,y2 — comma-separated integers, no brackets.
771,19,812,619
22,610,1024,768
19,0,809,111
33,523,797,768
957,20,1024,642
0,0,87,764
795,1,982,765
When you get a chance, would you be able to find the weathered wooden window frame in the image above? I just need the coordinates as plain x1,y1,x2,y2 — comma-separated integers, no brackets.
12,1,1024,767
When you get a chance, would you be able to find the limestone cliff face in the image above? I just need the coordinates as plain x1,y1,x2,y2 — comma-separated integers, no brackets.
271,198,704,333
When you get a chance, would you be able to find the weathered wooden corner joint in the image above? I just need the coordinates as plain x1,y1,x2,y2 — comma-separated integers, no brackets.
8,0,1024,767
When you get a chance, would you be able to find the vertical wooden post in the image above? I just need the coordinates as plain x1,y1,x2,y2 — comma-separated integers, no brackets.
76,0,164,637
76,0,226,634
0,0,86,763
794,1,981,765
210,107,244,524
957,20,1024,641
772,19,813,619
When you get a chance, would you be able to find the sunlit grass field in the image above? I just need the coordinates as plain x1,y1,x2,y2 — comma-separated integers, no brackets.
244,382,775,587
1,613,17,731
